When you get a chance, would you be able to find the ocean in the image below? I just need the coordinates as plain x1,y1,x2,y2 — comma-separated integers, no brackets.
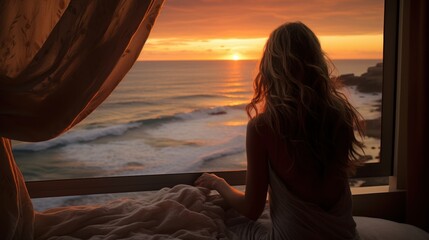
13,60,382,182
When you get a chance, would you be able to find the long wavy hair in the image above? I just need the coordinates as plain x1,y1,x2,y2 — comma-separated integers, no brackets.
246,22,364,177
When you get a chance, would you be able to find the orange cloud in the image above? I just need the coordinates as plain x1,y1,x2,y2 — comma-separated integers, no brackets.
140,0,384,60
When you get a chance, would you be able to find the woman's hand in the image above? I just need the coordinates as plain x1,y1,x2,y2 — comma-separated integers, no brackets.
194,173,226,191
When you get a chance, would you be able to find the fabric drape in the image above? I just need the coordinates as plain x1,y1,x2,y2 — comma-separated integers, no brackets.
0,0,164,239
405,0,429,232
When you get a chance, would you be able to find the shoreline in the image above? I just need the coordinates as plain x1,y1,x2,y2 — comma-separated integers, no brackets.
338,62,383,163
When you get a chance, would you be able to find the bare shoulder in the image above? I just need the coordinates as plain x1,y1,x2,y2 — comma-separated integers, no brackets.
247,114,269,131
247,114,273,141
246,115,276,161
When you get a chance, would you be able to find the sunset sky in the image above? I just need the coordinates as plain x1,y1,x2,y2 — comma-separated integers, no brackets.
138,0,384,61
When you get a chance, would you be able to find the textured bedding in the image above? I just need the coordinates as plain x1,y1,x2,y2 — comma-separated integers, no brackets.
34,184,429,240
34,185,231,240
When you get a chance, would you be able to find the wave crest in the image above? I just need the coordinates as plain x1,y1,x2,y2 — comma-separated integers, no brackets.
13,105,245,152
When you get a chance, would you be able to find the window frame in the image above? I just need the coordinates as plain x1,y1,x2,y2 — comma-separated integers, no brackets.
353,0,399,178
27,170,246,198
25,0,399,198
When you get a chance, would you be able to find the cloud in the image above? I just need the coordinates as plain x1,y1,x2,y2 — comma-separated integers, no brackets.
140,0,384,60
149,0,384,39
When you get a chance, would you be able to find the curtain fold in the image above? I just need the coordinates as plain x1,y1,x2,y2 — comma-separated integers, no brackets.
406,0,429,232
0,138,34,240
0,0,164,239
0,0,70,78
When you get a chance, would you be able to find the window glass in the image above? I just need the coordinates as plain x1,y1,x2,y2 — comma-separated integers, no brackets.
15,0,384,181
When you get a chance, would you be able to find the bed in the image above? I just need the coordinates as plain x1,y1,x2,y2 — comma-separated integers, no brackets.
33,184,429,240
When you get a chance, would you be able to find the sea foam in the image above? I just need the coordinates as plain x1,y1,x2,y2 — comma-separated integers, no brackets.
13,105,245,152
13,123,142,152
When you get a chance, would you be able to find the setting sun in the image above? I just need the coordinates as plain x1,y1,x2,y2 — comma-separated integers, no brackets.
138,0,384,61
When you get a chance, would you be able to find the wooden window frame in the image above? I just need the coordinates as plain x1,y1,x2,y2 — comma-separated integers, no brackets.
352,0,399,178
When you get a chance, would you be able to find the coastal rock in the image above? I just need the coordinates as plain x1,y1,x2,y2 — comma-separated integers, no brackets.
363,117,381,139
339,63,383,93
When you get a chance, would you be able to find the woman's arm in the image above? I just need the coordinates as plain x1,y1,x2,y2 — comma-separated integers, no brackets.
194,120,269,220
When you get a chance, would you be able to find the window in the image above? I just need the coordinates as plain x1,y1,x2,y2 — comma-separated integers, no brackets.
15,0,398,207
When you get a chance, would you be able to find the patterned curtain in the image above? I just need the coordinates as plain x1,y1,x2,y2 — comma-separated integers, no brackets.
0,0,164,238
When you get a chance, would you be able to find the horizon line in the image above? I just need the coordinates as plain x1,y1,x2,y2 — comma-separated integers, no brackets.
137,58,383,62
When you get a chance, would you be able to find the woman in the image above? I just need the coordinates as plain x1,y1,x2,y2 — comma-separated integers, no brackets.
195,22,363,239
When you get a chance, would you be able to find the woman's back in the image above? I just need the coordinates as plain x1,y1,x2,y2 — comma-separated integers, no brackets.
244,115,359,239
242,21,363,238
267,152,358,240
254,117,349,211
